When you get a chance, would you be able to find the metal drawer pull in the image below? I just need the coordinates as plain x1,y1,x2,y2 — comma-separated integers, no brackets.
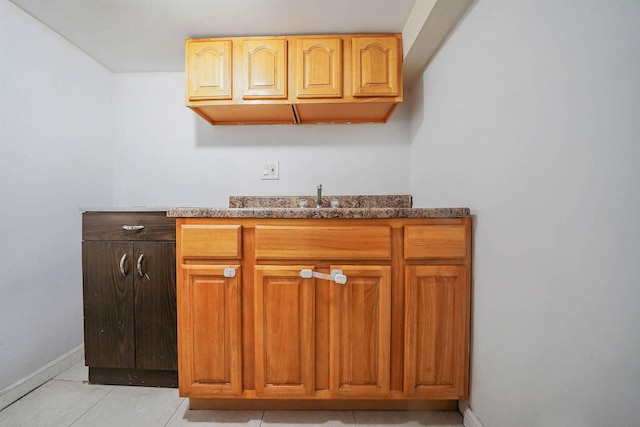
122,225,144,231
119,253,128,276
224,268,236,278
299,269,347,285
137,253,144,277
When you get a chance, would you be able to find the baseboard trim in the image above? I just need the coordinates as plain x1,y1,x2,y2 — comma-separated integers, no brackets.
464,407,485,427
0,344,84,411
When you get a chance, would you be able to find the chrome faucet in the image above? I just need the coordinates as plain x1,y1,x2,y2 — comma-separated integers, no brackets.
316,184,322,208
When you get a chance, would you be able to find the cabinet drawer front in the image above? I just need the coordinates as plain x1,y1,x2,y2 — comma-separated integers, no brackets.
255,226,391,260
82,212,175,241
180,225,242,259
404,225,467,259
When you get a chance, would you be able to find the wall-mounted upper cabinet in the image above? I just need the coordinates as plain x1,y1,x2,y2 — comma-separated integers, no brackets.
186,39,232,101
185,34,402,126
294,36,343,99
242,38,288,100
352,36,400,97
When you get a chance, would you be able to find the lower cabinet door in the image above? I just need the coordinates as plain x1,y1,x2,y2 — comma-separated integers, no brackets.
178,265,242,396
404,265,469,398
83,241,135,369
329,265,391,397
254,265,315,396
134,242,177,371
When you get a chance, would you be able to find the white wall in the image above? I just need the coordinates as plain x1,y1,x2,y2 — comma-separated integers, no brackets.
9,1,639,424
409,1,640,426
0,0,113,391
112,73,411,207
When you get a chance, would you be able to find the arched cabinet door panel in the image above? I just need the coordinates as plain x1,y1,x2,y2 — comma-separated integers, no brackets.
295,37,343,99
352,36,400,97
242,39,288,99
186,40,232,101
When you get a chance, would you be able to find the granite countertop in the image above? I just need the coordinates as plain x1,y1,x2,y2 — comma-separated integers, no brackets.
167,195,470,219
166,206,470,219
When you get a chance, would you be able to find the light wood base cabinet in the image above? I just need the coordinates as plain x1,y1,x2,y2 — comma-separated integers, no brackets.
176,217,471,409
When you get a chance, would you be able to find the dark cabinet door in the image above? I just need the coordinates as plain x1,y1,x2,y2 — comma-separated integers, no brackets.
134,242,177,370
83,241,135,369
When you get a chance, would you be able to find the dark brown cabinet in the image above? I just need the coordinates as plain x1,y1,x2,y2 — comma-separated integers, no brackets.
82,212,177,387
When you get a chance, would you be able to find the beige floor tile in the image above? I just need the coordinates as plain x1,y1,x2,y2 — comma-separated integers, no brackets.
54,361,88,382
442,410,464,426
354,410,450,426
166,400,263,426
71,385,183,427
262,409,355,426
0,380,113,426
0,367,465,427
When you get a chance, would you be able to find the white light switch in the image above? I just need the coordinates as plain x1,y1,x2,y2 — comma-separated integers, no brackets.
261,161,279,180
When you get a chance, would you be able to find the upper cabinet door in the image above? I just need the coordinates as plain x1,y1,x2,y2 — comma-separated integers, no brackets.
186,40,232,101
352,36,401,97
242,39,288,99
295,37,343,99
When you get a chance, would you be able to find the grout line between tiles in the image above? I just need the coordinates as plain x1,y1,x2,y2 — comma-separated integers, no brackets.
163,396,187,426
68,385,116,427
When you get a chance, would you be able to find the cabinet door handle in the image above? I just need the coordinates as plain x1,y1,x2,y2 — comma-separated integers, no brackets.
136,253,144,277
119,253,128,276
299,269,347,285
122,225,144,231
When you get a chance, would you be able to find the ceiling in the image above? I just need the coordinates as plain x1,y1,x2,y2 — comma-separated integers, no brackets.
9,0,419,73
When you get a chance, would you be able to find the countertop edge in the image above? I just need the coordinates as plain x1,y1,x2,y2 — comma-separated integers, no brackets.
166,207,471,219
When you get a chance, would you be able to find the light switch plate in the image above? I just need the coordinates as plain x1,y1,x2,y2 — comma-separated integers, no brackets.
261,160,279,180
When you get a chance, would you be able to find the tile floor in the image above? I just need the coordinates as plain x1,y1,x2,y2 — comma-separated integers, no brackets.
0,362,463,427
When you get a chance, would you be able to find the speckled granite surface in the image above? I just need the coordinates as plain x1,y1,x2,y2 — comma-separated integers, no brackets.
167,207,470,219
168,195,469,219
229,195,413,209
